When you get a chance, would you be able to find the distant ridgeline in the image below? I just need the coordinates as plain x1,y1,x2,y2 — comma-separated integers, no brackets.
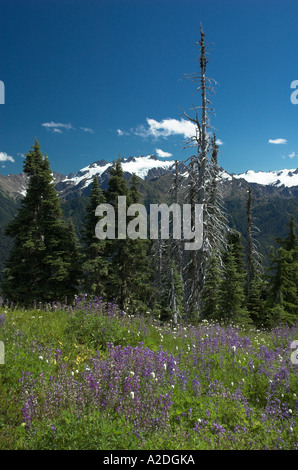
0,165,297,282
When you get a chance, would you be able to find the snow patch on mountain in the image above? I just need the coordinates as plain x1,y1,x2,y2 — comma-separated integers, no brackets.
63,155,175,188
121,155,174,179
63,161,111,188
233,168,298,188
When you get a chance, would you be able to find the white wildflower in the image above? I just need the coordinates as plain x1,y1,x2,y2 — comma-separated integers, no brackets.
130,391,135,399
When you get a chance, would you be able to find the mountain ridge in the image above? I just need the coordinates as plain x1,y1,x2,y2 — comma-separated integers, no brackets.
0,154,297,201
0,155,297,279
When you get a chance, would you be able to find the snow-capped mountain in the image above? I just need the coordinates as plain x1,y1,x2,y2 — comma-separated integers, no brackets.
232,168,298,188
0,153,297,200
61,155,176,191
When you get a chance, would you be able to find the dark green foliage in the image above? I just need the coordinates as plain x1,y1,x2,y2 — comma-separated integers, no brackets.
104,161,152,312
246,275,267,327
225,196,298,266
201,251,222,321
266,211,298,325
80,176,108,296
245,187,266,326
1,140,81,305
61,196,89,239
155,253,185,323
219,231,251,325
0,192,19,284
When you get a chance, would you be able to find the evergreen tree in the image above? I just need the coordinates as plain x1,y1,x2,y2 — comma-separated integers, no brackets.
104,157,129,306
168,259,184,324
226,229,246,278
201,250,222,321
124,173,153,312
81,175,108,296
267,211,298,324
1,139,81,304
219,230,251,325
151,240,184,323
245,187,266,326
104,161,152,311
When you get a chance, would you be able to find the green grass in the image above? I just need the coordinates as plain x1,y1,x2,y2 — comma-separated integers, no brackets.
0,304,297,450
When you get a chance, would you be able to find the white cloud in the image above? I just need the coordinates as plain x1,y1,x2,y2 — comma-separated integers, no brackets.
135,118,196,139
289,151,297,158
0,152,15,163
215,138,224,146
268,138,287,144
155,148,173,158
80,127,95,134
117,128,130,136
17,152,25,158
42,121,73,133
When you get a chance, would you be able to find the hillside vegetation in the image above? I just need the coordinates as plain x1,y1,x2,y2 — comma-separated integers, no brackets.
0,298,297,450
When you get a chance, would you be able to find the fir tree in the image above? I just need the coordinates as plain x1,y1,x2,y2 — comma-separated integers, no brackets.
124,173,153,312
104,157,129,306
168,259,184,324
81,175,108,296
219,230,251,325
1,139,81,305
104,161,152,311
245,187,265,326
267,211,298,324
201,250,222,321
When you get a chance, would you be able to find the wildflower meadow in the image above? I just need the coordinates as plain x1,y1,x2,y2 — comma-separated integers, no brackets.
0,296,297,450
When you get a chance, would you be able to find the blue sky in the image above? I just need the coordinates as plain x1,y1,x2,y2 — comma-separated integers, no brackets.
0,0,298,177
